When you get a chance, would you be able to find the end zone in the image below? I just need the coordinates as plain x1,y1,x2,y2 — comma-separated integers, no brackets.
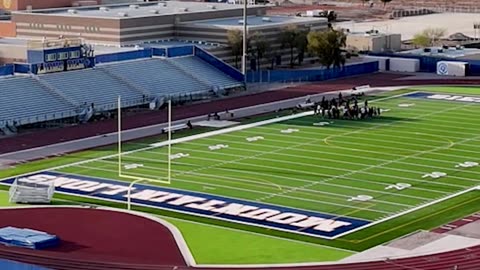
0,171,370,239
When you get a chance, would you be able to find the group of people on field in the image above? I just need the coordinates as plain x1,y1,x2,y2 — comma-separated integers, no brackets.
308,92,382,120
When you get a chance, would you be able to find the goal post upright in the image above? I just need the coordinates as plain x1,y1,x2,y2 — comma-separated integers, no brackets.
118,96,173,210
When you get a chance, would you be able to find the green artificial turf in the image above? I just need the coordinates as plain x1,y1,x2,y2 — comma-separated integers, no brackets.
164,217,354,264
0,191,13,206
1,86,480,260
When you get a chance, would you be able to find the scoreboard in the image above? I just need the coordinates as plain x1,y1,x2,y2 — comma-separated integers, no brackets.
27,40,95,74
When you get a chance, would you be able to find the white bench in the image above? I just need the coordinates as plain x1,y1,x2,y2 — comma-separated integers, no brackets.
353,85,370,91
162,123,188,134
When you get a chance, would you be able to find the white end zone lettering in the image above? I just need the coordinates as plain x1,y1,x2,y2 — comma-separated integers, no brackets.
290,217,351,232
210,203,258,215
266,213,308,224
239,209,281,220
186,200,226,211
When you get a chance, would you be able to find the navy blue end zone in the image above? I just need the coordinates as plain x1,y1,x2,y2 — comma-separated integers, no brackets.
0,171,370,239
405,92,480,103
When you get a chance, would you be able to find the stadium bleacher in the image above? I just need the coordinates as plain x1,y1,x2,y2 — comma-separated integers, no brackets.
0,76,77,126
0,55,243,129
40,69,146,111
167,56,241,89
99,58,212,97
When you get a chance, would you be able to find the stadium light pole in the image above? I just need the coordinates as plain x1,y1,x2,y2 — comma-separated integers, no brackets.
167,99,172,183
241,0,248,81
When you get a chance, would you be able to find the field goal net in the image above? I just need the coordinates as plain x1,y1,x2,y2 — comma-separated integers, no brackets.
9,178,55,204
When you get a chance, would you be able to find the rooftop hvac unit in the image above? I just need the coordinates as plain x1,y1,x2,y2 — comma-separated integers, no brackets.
149,9,160,14
238,19,244,24
99,6,109,12
158,2,167,7
117,12,128,17
262,17,271,22
129,4,140,9
67,9,78,14
207,4,216,9
177,7,188,12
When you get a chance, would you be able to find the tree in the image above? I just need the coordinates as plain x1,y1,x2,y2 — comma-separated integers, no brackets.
380,0,392,7
227,29,243,69
412,27,447,47
307,29,347,69
249,32,269,70
279,25,310,68
412,33,430,47
423,27,446,46
294,29,308,66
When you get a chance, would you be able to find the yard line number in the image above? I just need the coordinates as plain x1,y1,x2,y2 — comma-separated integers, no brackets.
170,153,190,160
246,136,264,142
209,144,229,151
281,128,300,134
385,183,411,190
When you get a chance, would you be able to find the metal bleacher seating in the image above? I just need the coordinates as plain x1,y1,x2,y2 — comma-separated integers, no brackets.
99,58,212,97
40,69,145,111
169,56,242,89
0,76,77,126
0,55,243,129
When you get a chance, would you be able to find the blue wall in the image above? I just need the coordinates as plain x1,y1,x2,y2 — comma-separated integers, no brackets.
194,46,244,82
370,52,480,75
0,64,14,76
14,63,31,74
152,47,166,57
0,259,50,270
166,45,193,57
247,61,379,83
95,49,153,64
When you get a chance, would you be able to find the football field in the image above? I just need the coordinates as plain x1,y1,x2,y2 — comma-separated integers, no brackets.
40,86,480,239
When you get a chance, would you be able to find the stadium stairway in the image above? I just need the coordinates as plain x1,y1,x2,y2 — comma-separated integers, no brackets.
97,67,151,98
31,75,80,107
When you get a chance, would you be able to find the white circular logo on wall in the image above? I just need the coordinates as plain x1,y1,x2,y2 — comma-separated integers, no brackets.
438,63,448,75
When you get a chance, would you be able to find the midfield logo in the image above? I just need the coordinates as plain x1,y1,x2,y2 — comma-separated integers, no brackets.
427,94,480,103
0,172,370,239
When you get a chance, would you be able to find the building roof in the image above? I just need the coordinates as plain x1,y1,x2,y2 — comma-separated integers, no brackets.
186,15,327,29
13,2,250,19
400,47,480,59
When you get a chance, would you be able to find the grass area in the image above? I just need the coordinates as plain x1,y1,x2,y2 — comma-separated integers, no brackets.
412,86,480,95
165,217,354,264
0,191,12,207
1,86,480,261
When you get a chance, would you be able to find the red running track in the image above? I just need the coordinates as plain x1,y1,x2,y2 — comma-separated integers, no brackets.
2,73,480,155
1,207,480,270
0,207,187,270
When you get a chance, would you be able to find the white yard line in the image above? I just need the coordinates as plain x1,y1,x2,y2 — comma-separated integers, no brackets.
180,136,479,175
142,145,471,192
220,131,480,161
97,157,431,204
66,165,394,217
256,124,480,148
